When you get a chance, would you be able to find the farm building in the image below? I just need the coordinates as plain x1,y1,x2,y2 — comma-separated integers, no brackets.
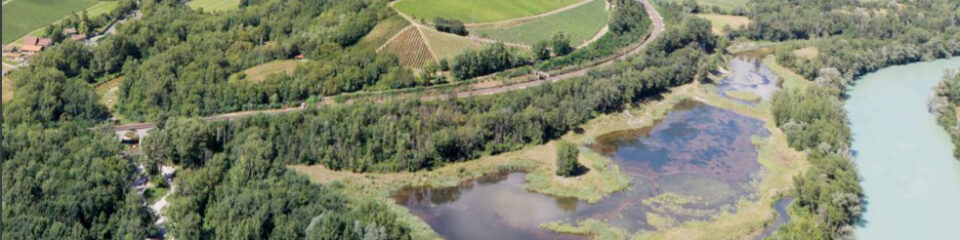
63,28,78,35
37,38,52,47
2,45,15,53
70,34,87,41
22,36,38,46
20,45,43,53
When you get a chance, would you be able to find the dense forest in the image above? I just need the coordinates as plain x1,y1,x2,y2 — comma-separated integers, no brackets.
929,70,960,158
143,17,715,172
746,0,960,80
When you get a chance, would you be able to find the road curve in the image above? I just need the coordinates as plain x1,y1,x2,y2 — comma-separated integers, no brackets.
114,0,665,133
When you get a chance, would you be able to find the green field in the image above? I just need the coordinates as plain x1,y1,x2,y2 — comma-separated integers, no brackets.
353,15,411,52
231,60,301,83
470,0,608,46
393,0,583,23
187,0,240,13
2,0,98,44
86,1,119,17
2,76,13,103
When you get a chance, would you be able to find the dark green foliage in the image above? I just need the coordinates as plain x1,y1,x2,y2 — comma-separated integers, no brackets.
450,43,531,80
771,87,862,238
2,66,108,126
142,118,217,167
747,0,960,80
433,17,468,36
533,40,551,61
2,123,157,240
551,32,573,56
156,123,413,239
555,142,580,177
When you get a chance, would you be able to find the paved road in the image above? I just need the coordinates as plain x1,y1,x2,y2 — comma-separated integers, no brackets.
114,0,665,134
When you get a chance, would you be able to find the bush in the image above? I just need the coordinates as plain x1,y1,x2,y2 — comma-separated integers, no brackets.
551,32,574,56
434,17,468,36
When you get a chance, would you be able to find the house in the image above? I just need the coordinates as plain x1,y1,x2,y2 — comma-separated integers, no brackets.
37,38,53,47
20,44,43,53
70,34,87,41
23,36,38,46
64,28,78,35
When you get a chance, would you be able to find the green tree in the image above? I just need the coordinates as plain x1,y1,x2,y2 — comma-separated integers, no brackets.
533,40,551,60
551,32,573,56
556,142,581,177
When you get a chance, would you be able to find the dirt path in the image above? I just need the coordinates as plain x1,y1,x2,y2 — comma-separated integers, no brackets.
114,0,665,133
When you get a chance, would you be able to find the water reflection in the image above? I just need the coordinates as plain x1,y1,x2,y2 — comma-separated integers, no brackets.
716,55,780,104
395,100,770,239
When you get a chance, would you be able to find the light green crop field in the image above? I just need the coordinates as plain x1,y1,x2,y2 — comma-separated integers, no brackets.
393,0,583,23
187,0,240,13
2,0,98,44
353,15,411,53
470,0,608,46
86,1,119,17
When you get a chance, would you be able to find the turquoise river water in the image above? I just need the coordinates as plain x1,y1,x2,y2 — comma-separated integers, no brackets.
845,57,960,239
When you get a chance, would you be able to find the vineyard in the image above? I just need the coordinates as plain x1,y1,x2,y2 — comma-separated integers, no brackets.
378,26,435,69
419,26,486,61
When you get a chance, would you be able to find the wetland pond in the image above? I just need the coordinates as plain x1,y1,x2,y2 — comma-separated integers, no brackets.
716,55,780,104
394,100,778,239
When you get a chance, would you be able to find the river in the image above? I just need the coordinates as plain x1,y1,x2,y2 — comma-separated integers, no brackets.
845,57,960,239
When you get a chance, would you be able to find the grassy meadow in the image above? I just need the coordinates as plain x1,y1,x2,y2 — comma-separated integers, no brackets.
470,0,608,46
187,0,240,12
696,13,750,34
393,0,583,23
2,0,98,44
2,76,14,103
230,60,300,83
95,76,124,110
352,15,411,52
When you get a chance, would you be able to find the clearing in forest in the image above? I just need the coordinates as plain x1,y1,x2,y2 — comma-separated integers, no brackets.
2,76,13,103
793,47,819,60
418,26,486,61
470,0,609,46
96,76,124,110
231,60,301,83
187,0,240,13
378,26,435,68
695,13,749,35
1,0,98,44
353,15,411,53
393,0,583,23
671,0,748,11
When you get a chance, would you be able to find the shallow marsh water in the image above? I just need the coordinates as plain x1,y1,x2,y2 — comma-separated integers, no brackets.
394,100,771,239
716,55,780,103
